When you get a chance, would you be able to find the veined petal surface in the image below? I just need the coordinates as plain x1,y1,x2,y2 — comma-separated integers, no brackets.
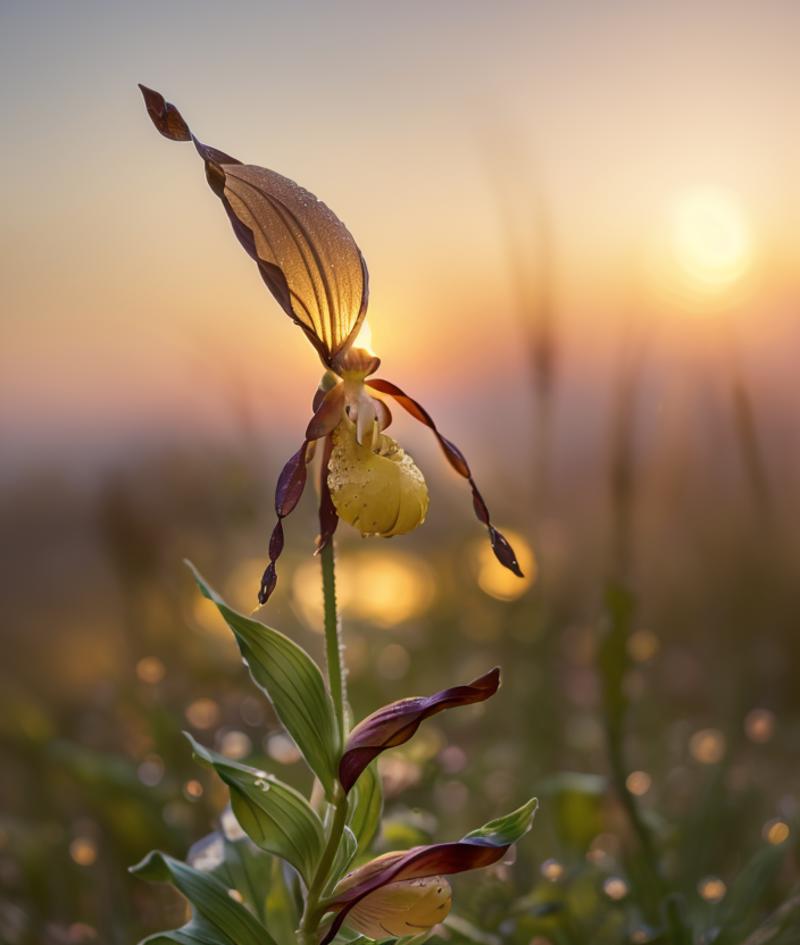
139,86,368,365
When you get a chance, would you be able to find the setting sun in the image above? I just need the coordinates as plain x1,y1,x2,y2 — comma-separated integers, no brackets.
669,188,753,293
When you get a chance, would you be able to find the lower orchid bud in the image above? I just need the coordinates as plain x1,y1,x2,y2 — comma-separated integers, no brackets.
327,418,429,537
334,855,451,939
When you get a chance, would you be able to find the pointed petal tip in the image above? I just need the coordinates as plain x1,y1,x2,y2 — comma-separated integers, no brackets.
489,527,525,577
258,564,277,605
138,84,191,141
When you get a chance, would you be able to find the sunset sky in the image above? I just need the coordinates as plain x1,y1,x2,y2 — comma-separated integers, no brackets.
2,0,799,475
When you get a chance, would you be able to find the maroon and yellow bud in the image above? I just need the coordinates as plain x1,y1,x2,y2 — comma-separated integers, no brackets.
321,799,538,945
334,856,452,939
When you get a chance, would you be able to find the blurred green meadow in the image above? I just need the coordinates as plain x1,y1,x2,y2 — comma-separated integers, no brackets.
1,355,798,943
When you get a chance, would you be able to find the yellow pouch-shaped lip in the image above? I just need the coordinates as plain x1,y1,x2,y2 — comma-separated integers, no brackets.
328,419,429,537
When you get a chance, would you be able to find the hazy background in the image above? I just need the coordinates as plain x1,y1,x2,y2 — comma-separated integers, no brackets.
1,2,798,944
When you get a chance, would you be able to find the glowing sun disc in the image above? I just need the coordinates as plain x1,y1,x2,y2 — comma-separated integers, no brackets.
670,188,752,291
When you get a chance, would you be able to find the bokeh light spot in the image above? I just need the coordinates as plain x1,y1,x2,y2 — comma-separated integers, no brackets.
698,875,727,903
627,630,659,663
626,770,652,797
185,698,221,730
136,656,166,684
137,755,165,787
292,549,436,630
689,728,726,764
183,779,204,800
69,837,98,867
541,858,565,882
744,708,775,744
220,730,252,760
266,733,302,765
763,819,790,845
603,876,629,900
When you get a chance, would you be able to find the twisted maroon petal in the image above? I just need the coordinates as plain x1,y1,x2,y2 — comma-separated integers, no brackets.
366,378,524,576
258,442,310,604
339,669,500,793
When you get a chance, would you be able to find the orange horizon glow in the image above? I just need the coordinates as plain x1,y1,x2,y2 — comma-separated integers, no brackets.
2,2,799,468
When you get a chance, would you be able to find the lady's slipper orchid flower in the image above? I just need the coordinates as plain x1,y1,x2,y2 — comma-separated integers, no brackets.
140,86,523,604
321,798,538,944
339,667,500,793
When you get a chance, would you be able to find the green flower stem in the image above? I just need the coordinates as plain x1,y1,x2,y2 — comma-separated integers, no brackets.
298,540,349,945
321,539,347,740
299,787,349,945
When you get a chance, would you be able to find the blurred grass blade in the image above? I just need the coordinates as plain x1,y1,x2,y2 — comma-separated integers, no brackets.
130,850,278,945
348,761,383,855
186,734,324,885
714,842,791,945
599,581,634,734
187,562,340,796
661,893,693,945
737,891,800,945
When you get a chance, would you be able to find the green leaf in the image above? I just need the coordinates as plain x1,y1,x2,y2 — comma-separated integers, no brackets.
187,823,300,945
187,563,340,796
348,762,383,856
187,821,272,926
140,914,238,945
327,825,358,893
463,797,539,846
186,734,324,885
131,850,278,945
264,858,302,945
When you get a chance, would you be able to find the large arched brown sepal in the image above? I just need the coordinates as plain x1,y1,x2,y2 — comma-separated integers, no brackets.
138,85,369,368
